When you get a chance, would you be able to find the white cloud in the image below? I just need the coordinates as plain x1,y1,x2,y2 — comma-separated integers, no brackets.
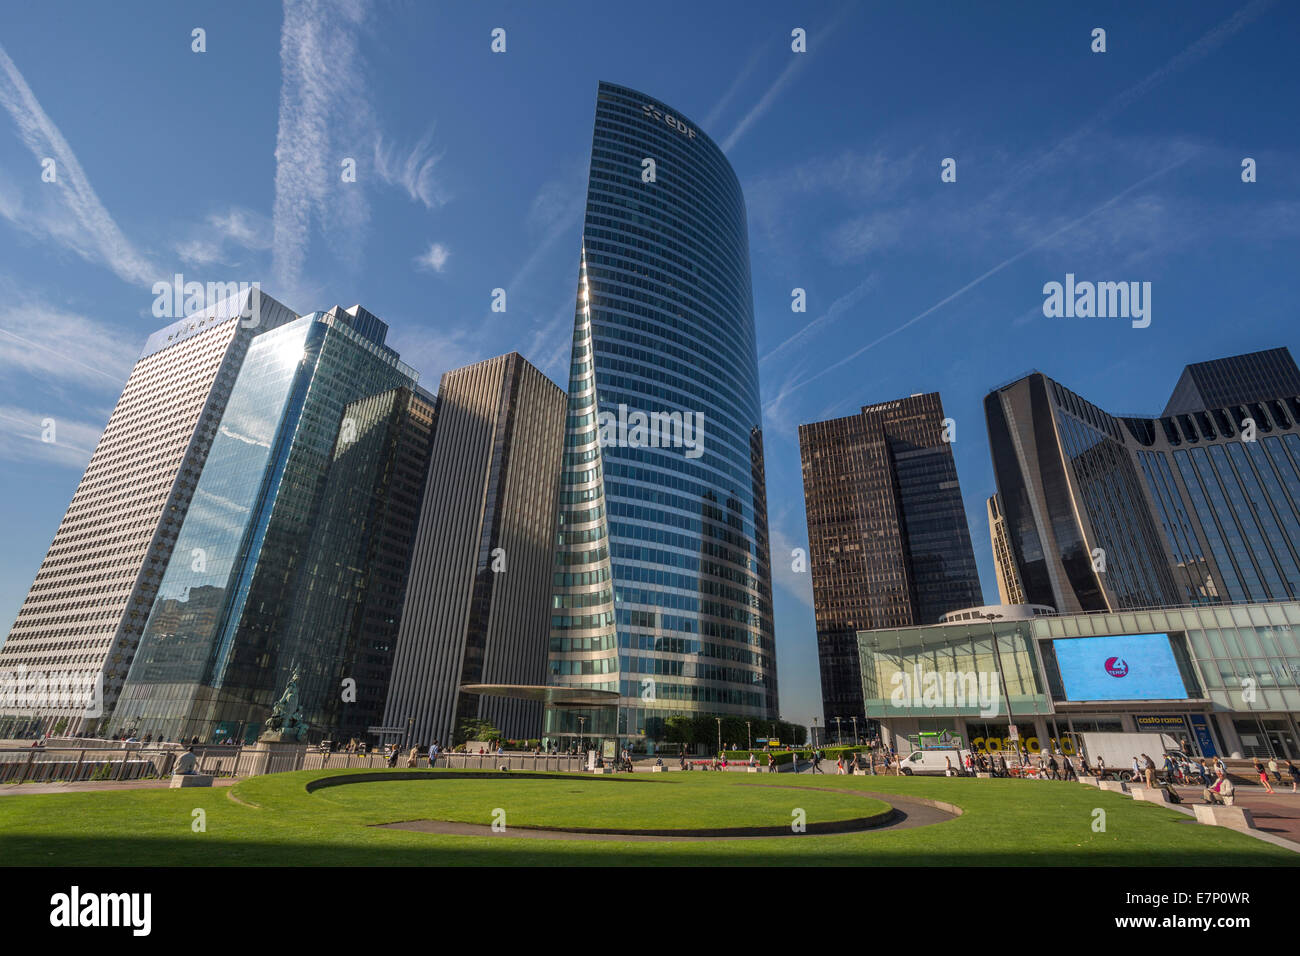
374,130,448,209
271,0,372,292
0,302,135,390
414,242,450,273
0,405,102,469
0,42,158,285
385,324,481,389
176,207,273,267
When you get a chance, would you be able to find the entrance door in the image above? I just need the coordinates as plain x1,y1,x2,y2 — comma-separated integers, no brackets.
1263,719,1298,759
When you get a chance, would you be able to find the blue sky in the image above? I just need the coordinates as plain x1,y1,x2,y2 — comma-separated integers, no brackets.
0,0,1297,731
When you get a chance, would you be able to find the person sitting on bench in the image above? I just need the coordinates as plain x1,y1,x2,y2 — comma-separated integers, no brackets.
1202,769,1235,806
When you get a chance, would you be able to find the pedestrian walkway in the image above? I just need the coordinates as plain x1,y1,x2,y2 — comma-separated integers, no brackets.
0,777,239,796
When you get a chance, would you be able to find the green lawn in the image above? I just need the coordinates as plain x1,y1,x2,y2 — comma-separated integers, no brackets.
305,773,885,830
0,768,1294,866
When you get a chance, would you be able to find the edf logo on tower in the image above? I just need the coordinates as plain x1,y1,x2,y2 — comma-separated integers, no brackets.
642,103,696,139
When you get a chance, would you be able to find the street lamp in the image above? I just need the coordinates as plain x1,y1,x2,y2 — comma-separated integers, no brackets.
715,717,722,756
834,716,843,745
577,715,586,757
746,720,752,752
851,716,859,746
983,612,1023,772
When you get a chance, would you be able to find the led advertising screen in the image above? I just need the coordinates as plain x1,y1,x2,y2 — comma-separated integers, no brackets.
1051,633,1190,701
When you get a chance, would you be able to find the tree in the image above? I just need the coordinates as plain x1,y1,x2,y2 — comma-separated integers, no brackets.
664,715,694,745
454,717,501,745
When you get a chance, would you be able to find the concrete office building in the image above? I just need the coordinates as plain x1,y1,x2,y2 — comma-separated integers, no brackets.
859,599,1300,762
382,353,566,748
799,392,983,731
0,289,298,737
111,306,423,743
545,82,779,749
988,493,1027,606
985,348,1300,615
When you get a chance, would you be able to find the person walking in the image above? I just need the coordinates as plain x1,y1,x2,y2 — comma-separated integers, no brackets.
767,752,776,774
1142,754,1156,789
810,749,824,774
1254,759,1276,794
1286,760,1300,794
1268,756,1282,785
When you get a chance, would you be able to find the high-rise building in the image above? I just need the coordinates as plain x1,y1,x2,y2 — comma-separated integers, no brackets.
545,81,778,748
295,385,436,744
799,392,984,730
0,289,298,736
987,494,1027,606
111,306,422,742
1162,347,1300,417
986,348,1300,614
382,353,566,747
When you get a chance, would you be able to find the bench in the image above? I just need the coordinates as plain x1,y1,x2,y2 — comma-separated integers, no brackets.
169,773,213,788
1193,804,1256,830
1130,785,1171,804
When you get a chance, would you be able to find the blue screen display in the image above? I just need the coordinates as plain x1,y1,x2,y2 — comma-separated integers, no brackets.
1052,633,1190,701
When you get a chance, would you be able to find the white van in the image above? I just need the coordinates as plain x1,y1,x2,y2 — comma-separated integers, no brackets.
899,749,967,776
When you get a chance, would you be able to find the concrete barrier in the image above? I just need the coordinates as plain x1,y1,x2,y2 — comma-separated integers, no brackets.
1130,785,1171,804
1193,804,1256,830
169,774,213,788
1098,780,1128,793
975,772,991,778
1077,775,1100,787
591,767,612,775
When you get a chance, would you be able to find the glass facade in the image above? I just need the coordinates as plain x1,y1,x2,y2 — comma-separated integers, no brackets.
1162,347,1300,417
546,82,777,745
986,357,1300,615
113,308,419,742
799,393,983,730
860,601,1300,760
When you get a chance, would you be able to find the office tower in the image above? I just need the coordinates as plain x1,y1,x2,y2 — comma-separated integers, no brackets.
382,353,566,747
542,82,778,748
799,392,984,729
111,306,421,742
0,289,298,736
294,386,436,744
1162,347,1300,417
985,348,1300,613
987,494,1027,605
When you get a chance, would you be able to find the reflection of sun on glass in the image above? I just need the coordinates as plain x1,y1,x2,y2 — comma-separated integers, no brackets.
273,333,306,368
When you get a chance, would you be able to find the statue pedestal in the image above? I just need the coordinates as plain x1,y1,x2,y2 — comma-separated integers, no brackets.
244,739,307,776
169,774,213,788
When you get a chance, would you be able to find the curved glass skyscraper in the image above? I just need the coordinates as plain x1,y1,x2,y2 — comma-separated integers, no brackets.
546,82,777,748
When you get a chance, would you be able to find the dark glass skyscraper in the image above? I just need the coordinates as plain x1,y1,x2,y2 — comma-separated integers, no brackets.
1162,347,1300,417
987,347,1300,614
799,393,983,730
546,82,778,747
